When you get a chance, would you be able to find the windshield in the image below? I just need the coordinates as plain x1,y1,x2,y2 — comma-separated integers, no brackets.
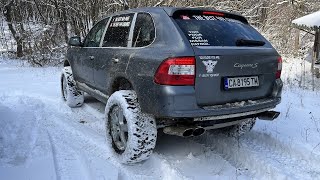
174,14,268,47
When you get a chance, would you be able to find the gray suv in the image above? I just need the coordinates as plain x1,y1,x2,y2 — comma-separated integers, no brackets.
61,7,283,164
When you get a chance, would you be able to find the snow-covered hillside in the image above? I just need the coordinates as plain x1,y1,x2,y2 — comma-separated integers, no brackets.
0,57,320,180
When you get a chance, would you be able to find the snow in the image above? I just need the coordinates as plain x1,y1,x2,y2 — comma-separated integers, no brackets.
0,57,320,179
292,11,320,30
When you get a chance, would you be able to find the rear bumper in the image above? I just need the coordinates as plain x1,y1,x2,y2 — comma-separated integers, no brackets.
155,92,280,118
139,79,282,119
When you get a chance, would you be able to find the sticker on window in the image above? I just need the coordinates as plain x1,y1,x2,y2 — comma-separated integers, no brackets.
179,14,243,24
188,31,210,46
110,16,131,27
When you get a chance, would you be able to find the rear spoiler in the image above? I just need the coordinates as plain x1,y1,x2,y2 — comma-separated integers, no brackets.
163,7,248,24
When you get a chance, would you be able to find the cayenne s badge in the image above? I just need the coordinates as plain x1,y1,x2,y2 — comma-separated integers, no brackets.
234,63,258,69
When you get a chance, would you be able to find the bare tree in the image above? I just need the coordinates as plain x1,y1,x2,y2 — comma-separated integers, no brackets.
1,0,319,65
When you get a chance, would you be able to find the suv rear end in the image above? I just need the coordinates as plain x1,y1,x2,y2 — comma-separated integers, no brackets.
148,8,282,120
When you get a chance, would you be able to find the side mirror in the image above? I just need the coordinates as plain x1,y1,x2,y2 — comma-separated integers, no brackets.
68,36,82,46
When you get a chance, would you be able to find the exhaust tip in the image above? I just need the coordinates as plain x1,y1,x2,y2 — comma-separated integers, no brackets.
193,127,205,136
258,111,281,121
272,111,280,119
183,128,194,137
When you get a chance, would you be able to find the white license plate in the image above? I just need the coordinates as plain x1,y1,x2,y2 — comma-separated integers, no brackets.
225,76,259,89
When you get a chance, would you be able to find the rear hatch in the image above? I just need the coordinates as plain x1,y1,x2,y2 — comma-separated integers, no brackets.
172,10,279,106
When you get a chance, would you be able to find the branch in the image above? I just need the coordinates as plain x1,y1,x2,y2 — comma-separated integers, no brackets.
154,0,165,7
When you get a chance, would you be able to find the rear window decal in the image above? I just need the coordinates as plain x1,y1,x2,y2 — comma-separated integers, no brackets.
193,15,215,21
181,15,243,24
174,14,266,46
110,15,131,27
188,31,210,46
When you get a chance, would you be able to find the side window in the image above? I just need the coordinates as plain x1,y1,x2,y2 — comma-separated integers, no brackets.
103,14,134,47
132,13,155,47
83,18,109,47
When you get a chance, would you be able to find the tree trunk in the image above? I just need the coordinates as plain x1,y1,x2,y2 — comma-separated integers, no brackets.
16,39,23,57
3,0,24,57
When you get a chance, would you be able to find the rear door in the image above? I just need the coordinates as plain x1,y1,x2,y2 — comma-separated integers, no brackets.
173,11,279,106
94,13,135,94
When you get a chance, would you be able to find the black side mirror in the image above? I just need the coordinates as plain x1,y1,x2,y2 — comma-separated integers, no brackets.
68,36,82,46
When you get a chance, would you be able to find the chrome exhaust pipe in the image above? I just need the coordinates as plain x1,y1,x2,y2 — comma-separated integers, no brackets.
163,126,194,137
258,111,280,121
192,127,206,136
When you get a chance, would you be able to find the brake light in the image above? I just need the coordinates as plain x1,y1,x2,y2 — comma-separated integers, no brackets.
276,57,282,79
154,57,195,86
202,11,225,17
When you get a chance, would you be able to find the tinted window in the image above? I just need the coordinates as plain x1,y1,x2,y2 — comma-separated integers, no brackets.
103,14,134,47
132,13,155,47
83,18,109,47
174,14,267,46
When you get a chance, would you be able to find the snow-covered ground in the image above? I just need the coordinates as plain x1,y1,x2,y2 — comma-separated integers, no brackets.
0,57,320,180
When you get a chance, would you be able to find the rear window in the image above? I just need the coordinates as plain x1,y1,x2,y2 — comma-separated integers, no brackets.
173,12,267,47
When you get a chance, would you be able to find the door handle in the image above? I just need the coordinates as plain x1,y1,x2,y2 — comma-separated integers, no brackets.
89,56,95,60
112,58,120,63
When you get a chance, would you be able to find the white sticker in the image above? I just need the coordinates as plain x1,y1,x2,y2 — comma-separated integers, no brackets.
114,16,130,22
191,15,243,24
110,22,130,27
110,16,131,27
193,15,217,21
199,56,220,60
202,60,218,73
199,73,220,78
188,31,210,46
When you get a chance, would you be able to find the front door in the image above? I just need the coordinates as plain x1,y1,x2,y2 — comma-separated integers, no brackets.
78,18,109,87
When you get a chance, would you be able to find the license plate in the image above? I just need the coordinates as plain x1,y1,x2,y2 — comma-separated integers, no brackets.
224,76,259,89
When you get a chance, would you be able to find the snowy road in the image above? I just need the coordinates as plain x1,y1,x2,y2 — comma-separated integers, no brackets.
1,58,320,180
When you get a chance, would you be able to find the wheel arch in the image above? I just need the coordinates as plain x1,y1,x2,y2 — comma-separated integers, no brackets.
110,76,135,94
63,59,71,67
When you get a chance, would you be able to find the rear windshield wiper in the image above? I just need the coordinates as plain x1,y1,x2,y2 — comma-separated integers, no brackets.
236,39,265,46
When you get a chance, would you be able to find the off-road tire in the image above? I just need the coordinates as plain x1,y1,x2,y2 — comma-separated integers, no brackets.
61,66,84,107
222,118,256,138
105,90,157,164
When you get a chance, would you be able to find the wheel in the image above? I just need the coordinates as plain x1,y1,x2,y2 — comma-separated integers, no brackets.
61,66,84,107
221,118,256,138
105,90,157,164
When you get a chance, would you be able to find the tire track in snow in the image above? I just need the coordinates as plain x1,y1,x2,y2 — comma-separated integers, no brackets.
195,132,290,179
47,132,62,180
153,153,192,180
41,109,119,180
241,131,320,179
195,130,320,179
0,94,118,179
47,131,96,180
154,132,249,180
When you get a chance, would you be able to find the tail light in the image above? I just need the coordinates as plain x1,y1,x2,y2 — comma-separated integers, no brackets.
276,57,282,79
154,57,195,86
